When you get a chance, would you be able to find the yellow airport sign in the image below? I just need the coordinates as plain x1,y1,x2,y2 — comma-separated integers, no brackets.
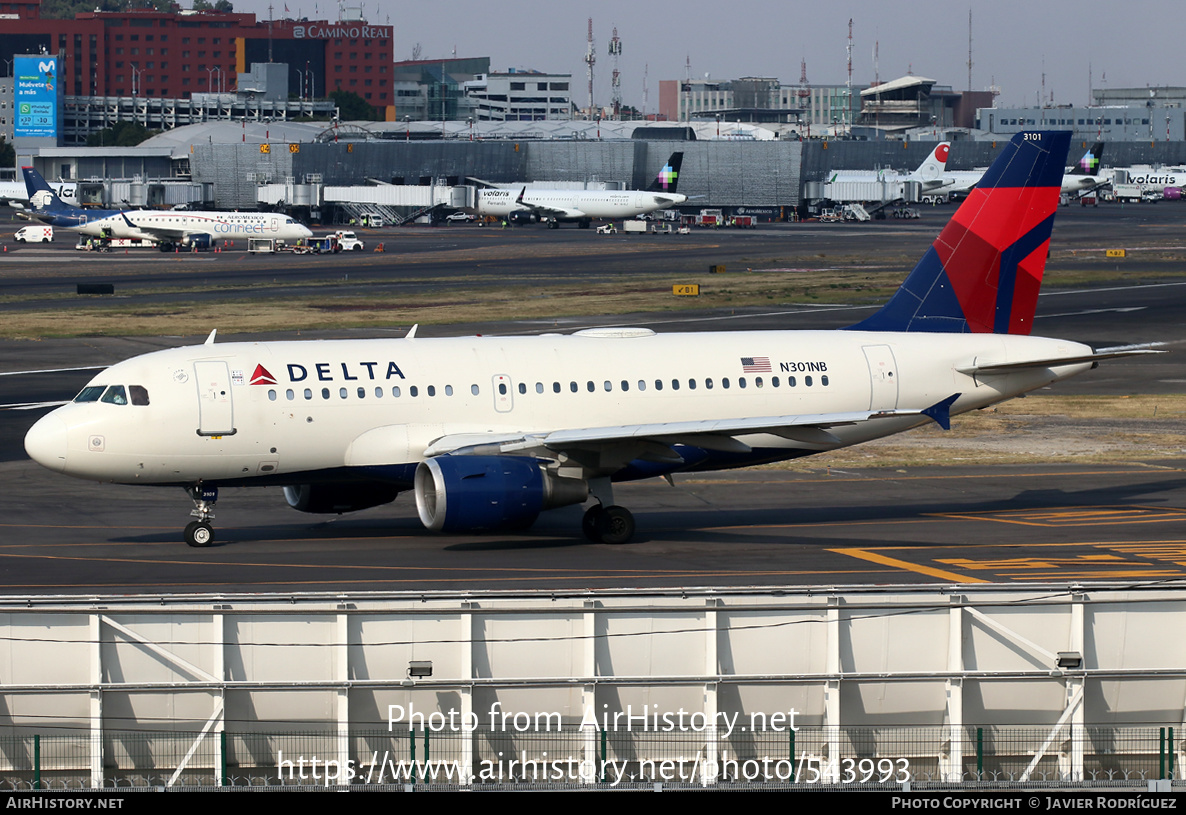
1106,249,1126,258
673,284,700,296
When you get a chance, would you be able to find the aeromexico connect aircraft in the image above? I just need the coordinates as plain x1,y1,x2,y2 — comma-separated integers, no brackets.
21,167,312,250
471,152,687,228
24,132,1155,547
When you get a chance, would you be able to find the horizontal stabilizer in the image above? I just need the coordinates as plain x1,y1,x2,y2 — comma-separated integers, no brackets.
958,348,1163,375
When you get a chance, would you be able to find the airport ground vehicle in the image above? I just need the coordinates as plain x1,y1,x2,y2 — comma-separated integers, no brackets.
333,231,365,251
14,225,52,242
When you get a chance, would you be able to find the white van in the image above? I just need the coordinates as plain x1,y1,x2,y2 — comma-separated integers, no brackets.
14,225,53,243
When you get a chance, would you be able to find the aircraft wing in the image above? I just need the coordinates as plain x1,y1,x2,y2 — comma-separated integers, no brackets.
422,397,960,464
513,188,585,220
117,213,187,241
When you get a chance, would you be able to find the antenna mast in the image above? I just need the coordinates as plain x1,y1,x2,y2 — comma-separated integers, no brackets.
584,18,596,119
609,26,622,119
967,9,973,91
642,62,649,118
798,57,811,137
846,18,853,135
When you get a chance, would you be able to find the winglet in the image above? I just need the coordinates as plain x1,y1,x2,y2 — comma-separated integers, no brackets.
406,323,418,339
921,394,960,430
203,329,217,345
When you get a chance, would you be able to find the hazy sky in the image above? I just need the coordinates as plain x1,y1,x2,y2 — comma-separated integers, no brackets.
234,0,1178,111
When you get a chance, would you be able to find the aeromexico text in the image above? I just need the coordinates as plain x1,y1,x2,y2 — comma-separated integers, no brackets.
286,362,406,382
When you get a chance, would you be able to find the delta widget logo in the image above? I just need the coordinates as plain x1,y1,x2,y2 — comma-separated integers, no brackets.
250,364,277,385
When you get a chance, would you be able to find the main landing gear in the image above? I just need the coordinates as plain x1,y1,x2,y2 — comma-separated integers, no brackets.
581,504,635,544
184,484,218,547
580,477,636,544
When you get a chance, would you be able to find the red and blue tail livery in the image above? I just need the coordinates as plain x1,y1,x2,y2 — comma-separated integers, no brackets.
848,131,1071,335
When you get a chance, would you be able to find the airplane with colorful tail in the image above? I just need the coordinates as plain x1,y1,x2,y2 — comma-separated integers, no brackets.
24,131,1156,547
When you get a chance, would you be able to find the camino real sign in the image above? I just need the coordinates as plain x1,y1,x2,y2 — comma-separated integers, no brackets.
14,55,58,139
291,24,391,39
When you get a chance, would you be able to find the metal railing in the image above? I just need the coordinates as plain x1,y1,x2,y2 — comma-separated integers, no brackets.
0,725,1179,790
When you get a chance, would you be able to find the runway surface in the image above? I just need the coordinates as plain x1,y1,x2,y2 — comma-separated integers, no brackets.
1,205,1183,594
1,461,1184,593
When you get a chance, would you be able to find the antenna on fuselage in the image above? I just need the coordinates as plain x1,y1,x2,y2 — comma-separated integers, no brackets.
204,329,217,345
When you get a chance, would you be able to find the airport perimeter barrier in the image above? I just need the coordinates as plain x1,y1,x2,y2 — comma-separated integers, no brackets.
0,725,1182,790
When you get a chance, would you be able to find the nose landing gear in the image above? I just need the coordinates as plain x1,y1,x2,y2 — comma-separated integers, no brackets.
185,484,218,547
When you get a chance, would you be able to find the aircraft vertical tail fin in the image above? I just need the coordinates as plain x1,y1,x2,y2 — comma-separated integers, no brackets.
22,167,69,213
912,142,950,183
647,152,684,194
1069,141,1104,176
846,130,1070,335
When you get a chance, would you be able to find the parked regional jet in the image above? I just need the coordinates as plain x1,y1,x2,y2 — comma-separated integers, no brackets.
0,175,75,209
22,167,311,250
828,142,951,188
471,152,686,228
24,132,1155,548
937,141,1107,199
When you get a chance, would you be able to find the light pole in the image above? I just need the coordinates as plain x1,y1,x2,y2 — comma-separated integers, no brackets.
131,65,141,97
207,66,218,93
715,113,720,138
467,116,473,142
404,115,410,142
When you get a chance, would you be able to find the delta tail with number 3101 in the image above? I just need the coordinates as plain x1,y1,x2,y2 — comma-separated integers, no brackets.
24,132,1156,547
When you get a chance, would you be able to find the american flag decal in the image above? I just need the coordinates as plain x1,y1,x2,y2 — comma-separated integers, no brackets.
740,356,771,373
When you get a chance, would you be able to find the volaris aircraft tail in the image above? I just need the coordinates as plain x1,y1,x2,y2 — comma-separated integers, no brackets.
646,152,683,194
847,130,1071,335
1069,141,1104,176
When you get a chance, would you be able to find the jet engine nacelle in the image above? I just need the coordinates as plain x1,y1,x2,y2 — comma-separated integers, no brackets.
508,210,538,224
283,482,401,514
414,456,588,533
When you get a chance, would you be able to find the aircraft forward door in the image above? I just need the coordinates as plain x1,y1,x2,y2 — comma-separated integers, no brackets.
194,360,236,436
862,345,899,410
492,374,514,413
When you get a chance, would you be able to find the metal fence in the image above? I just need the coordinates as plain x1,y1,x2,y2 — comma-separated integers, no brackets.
0,725,1179,790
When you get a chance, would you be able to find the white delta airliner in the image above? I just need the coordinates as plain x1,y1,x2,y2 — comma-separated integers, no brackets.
24,132,1155,547
22,167,311,250
470,152,687,228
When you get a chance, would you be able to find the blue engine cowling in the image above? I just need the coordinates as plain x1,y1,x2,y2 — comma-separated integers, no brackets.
414,456,586,533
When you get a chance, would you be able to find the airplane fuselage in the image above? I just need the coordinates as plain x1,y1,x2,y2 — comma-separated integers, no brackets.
474,188,688,222
26,330,1093,489
68,210,312,243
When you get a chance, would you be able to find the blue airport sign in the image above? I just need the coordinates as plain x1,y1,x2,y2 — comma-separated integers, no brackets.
14,55,58,139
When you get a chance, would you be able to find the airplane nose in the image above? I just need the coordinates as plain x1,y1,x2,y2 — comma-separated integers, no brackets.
24,412,68,473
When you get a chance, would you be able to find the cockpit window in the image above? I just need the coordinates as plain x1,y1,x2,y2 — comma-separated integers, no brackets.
129,385,150,406
74,385,106,403
100,385,128,405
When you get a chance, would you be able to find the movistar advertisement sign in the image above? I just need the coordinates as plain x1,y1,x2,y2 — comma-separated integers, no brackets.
14,56,58,139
